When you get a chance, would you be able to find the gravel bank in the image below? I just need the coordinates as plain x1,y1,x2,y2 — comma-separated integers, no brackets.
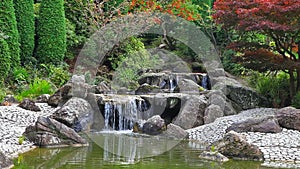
0,104,57,158
187,108,300,169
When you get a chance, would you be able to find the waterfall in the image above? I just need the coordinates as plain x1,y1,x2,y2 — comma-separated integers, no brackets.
102,97,149,131
201,74,209,90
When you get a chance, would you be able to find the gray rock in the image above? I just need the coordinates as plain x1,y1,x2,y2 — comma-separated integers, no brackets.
208,93,225,110
0,151,13,169
24,117,87,147
161,123,188,139
36,94,50,103
95,81,111,94
70,75,85,84
48,84,72,107
18,98,41,112
204,104,223,124
3,94,17,103
142,115,166,135
226,117,282,133
173,95,207,129
199,151,229,162
276,107,300,131
48,75,93,107
207,68,225,78
51,97,94,132
135,83,161,95
178,79,203,94
215,131,263,161
226,85,271,110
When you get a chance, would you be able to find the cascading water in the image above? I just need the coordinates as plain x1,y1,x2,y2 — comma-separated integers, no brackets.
102,96,149,131
169,74,178,92
201,74,209,90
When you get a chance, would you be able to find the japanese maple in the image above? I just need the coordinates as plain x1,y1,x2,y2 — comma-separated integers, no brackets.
213,0,300,97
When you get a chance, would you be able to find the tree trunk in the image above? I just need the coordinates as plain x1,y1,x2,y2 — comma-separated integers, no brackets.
297,70,300,92
297,42,300,92
289,70,296,99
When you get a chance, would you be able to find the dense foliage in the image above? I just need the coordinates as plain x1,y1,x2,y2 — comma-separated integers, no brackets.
13,0,35,65
36,0,66,64
0,37,11,83
213,0,300,98
0,0,20,68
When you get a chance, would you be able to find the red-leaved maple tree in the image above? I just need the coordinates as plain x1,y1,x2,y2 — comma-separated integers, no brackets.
213,0,300,97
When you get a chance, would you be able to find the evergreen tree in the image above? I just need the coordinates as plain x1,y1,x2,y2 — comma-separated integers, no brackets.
0,37,11,83
14,0,35,65
36,0,66,64
0,0,21,68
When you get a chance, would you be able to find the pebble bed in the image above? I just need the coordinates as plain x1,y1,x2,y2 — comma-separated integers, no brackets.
0,104,57,158
187,108,300,169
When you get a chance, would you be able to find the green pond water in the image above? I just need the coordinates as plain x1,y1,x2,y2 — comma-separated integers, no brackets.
13,132,280,169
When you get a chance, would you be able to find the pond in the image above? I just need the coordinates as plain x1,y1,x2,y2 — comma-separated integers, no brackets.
13,132,280,169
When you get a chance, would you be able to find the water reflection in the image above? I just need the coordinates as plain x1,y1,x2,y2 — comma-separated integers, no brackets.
14,135,268,169
89,131,182,164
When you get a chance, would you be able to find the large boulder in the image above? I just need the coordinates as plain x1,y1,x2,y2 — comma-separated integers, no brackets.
0,152,13,169
206,90,237,116
204,104,223,124
173,95,207,129
226,116,282,133
48,75,92,107
18,98,41,112
177,79,203,94
161,123,188,139
211,75,271,111
48,83,72,107
215,131,263,161
24,117,88,147
142,115,166,135
276,107,300,131
226,85,271,110
51,97,94,132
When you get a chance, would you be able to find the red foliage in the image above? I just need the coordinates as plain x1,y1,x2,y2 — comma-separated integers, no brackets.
128,0,200,21
213,0,300,33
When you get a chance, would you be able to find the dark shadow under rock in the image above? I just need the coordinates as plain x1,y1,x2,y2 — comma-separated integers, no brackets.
226,116,282,133
24,117,87,147
18,98,41,112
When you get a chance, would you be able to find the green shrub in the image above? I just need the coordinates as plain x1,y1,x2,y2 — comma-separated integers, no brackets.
108,37,145,70
36,0,66,64
222,50,247,76
65,18,84,60
16,78,54,101
13,0,35,65
292,92,300,108
251,72,290,107
0,37,11,83
112,49,161,90
12,67,30,85
40,64,71,88
0,0,20,68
